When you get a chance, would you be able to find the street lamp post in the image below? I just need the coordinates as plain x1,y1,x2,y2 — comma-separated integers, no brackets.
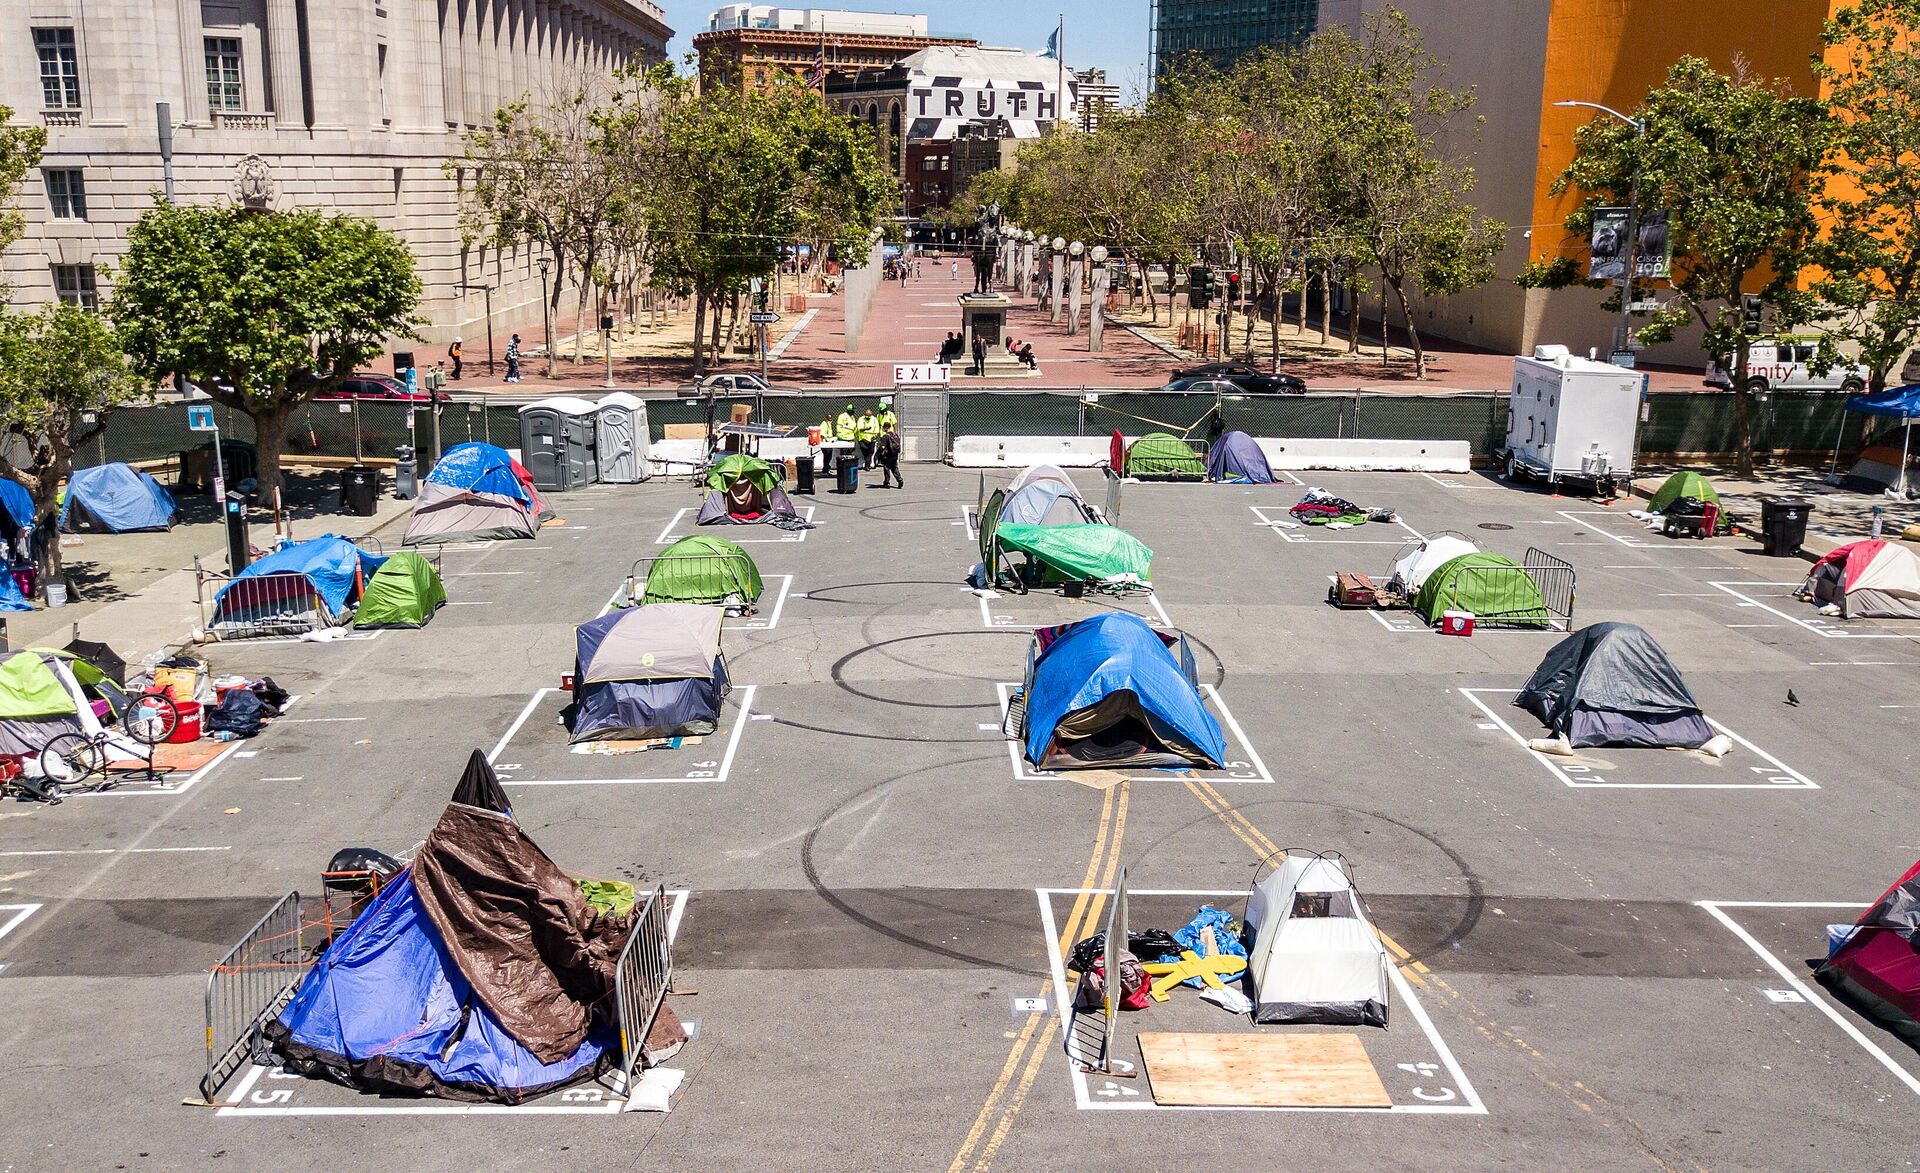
1554,99,1645,362
536,257,555,379
1067,241,1085,335
1089,245,1109,352
456,282,497,376
1051,238,1067,325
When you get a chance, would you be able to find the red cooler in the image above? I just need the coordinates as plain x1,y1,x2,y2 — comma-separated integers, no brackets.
1440,610,1475,637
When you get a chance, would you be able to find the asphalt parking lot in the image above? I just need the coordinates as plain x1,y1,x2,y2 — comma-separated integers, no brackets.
0,463,1916,1171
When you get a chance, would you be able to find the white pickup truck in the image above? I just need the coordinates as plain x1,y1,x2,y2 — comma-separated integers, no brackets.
1706,338,1866,394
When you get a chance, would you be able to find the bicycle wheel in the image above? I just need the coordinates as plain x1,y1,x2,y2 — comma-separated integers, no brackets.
123,693,179,745
39,733,104,788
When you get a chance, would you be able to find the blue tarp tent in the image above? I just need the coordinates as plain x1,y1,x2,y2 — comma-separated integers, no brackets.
268,753,663,1104
0,571,33,613
1021,612,1227,771
0,479,35,535
59,463,177,533
212,535,385,636
1207,430,1277,484
427,442,541,511
569,605,729,742
1847,385,1920,418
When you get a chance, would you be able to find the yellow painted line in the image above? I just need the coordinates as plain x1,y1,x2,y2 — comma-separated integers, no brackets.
951,782,1129,1173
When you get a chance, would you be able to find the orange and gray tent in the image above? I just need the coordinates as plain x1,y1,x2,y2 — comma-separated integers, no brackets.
1800,540,1920,620
403,442,541,546
567,604,729,742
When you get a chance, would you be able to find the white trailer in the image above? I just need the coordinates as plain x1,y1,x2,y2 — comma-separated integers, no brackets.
1502,347,1645,494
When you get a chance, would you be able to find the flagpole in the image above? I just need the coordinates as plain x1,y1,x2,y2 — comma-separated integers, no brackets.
1056,14,1065,132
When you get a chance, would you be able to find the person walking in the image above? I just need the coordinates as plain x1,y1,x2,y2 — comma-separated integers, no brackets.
971,334,987,377
876,423,903,488
878,397,898,436
449,336,463,381
855,405,880,470
504,334,522,383
950,260,959,282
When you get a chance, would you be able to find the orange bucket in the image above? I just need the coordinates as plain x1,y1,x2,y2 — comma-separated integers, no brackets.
167,700,203,743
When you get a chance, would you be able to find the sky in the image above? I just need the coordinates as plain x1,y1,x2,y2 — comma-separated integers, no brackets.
653,1,1156,99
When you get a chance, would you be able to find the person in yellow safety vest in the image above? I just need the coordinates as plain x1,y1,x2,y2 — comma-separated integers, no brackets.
855,408,880,470
834,405,857,443
878,398,898,434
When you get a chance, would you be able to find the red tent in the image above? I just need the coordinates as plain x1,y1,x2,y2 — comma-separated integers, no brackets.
1817,858,1920,1047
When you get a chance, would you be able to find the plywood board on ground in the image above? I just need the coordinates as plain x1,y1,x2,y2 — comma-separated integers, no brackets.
1137,1031,1391,1108
106,739,227,772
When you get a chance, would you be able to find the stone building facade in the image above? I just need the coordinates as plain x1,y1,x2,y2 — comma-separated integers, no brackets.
2,0,671,354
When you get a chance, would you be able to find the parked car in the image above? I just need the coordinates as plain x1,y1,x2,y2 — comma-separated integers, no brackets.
681,373,803,397
1706,338,1866,394
315,375,433,402
1163,369,1306,395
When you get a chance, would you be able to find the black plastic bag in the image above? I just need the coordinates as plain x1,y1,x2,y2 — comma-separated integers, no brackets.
1068,929,1181,974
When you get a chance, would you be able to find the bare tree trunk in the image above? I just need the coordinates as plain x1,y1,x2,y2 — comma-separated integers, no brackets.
1346,278,1361,354
249,400,296,501
1269,273,1282,370
691,287,708,376
1379,277,1390,365
1388,278,1425,380
1317,266,1331,345
1733,338,1755,476
572,282,588,364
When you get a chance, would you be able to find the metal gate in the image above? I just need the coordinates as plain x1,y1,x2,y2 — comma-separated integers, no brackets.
200,891,311,1102
895,386,948,463
613,885,675,1094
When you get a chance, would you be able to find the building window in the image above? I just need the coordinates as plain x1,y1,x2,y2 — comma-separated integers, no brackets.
35,28,81,109
52,264,98,310
44,169,86,219
205,36,244,111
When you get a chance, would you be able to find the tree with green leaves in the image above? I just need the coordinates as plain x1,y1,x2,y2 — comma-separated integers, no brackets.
0,304,149,588
0,106,47,287
1814,0,1920,396
111,200,422,496
1524,57,1829,471
645,79,892,372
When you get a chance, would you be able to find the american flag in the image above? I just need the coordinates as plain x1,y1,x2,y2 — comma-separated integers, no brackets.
806,36,826,90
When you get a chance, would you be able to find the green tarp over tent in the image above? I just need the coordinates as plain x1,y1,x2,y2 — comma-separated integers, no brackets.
994,523,1153,584
1413,552,1550,627
705,454,781,494
644,534,764,606
1649,470,1720,513
353,551,447,629
1127,433,1206,481
0,649,103,719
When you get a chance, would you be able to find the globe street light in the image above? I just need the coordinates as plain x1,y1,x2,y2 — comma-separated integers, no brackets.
1089,245,1110,352
1067,241,1085,335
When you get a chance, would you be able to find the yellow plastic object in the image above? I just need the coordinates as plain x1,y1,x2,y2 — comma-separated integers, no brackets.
1141,950,1245,1002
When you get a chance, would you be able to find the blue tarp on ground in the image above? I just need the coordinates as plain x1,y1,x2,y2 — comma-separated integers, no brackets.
0,571,33,612
426,442,535,507
271,868,611,1099
1207,430,1277,484
59,463,177,532
1023,612,1227,769
0,479,34,533
1848,385,1920,418
215,534,385,613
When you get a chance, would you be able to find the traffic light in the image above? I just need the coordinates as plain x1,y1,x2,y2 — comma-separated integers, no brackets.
755,286,770,311
1741,294,1764,333
1225,271,1242,306
1189,264,1212,309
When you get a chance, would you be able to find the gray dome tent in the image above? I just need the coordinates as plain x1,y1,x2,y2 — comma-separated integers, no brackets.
1514,622,1715,750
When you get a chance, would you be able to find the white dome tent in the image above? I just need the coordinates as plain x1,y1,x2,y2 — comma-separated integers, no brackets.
1244,850,1391,1027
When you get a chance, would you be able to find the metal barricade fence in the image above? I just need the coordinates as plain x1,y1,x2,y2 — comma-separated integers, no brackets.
198,565,332,641
1102,466,1124,525
1441,547,1576,632
613,885,674,1094
1523,547,1578,631
201,890,311,1102
625,551,761,610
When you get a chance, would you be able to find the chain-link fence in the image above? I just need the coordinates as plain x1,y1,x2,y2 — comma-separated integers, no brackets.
75,387,1873,473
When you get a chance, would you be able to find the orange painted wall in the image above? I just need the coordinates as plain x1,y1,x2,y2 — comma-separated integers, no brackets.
1529,0,1843,266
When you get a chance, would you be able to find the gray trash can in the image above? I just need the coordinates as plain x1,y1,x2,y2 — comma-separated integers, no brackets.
394,445,417,500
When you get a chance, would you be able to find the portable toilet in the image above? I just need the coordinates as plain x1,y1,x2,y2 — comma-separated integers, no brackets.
517,396,600,492
597,392,652,483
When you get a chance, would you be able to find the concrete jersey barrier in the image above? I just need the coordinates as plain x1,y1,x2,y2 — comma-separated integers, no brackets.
948,434,1470,473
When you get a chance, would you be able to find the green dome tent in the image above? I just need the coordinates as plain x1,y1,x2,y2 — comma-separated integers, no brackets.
1126,433,1207,481
1649,470,1720,513
643,534,764,607
994,523,1153,585
1413,552,1551,628
353,551,448,629
704,454,781,494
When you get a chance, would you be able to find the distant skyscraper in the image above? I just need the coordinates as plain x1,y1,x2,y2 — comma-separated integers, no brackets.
1075,68,1121,132
1151,0,1318,77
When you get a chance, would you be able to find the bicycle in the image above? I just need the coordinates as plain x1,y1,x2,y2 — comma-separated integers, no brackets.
36,692,181,797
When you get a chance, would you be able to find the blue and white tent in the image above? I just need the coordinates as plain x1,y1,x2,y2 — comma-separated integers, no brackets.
59,463,177,533
1019,612,1227,771
268,752,676,1104
1207,430,1277,484
404,443,548,546
211,534,385,637
0,478,36,537
999,478,1094,528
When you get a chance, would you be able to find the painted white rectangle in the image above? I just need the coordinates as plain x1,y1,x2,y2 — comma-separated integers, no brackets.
598,576,792,631
1252,504,1425,545
1708,581,1903,640
488,686,756,786
654,506,815,545
1037,889,1485,1114
981,589,1172,631
1697,901,1920,1100
997,682,1273,784
0,903,43,944
1555,510,1662,550
1458,688,1818,790
218,891,691,1116
66,695,303,798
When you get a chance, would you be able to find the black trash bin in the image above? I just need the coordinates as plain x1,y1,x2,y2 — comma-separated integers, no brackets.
835,449,859,494
340,465,379,517
1760,497,1812,557
793,448,815,495
394,445,417,501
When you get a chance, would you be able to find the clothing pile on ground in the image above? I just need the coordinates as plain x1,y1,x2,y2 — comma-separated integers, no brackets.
204,675,291,740
1288,488,1397,528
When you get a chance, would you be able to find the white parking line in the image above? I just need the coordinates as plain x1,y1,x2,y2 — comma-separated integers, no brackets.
0,903,42,944
488,686,757,786
0,846,230,857
1251,505,1425,544
1459,688,1818,790
654,506,816,544
980,589,1172,630
1038,888,1485,1114
65,695,304,798
1697,901,1920,1100
1708,582,1904,640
